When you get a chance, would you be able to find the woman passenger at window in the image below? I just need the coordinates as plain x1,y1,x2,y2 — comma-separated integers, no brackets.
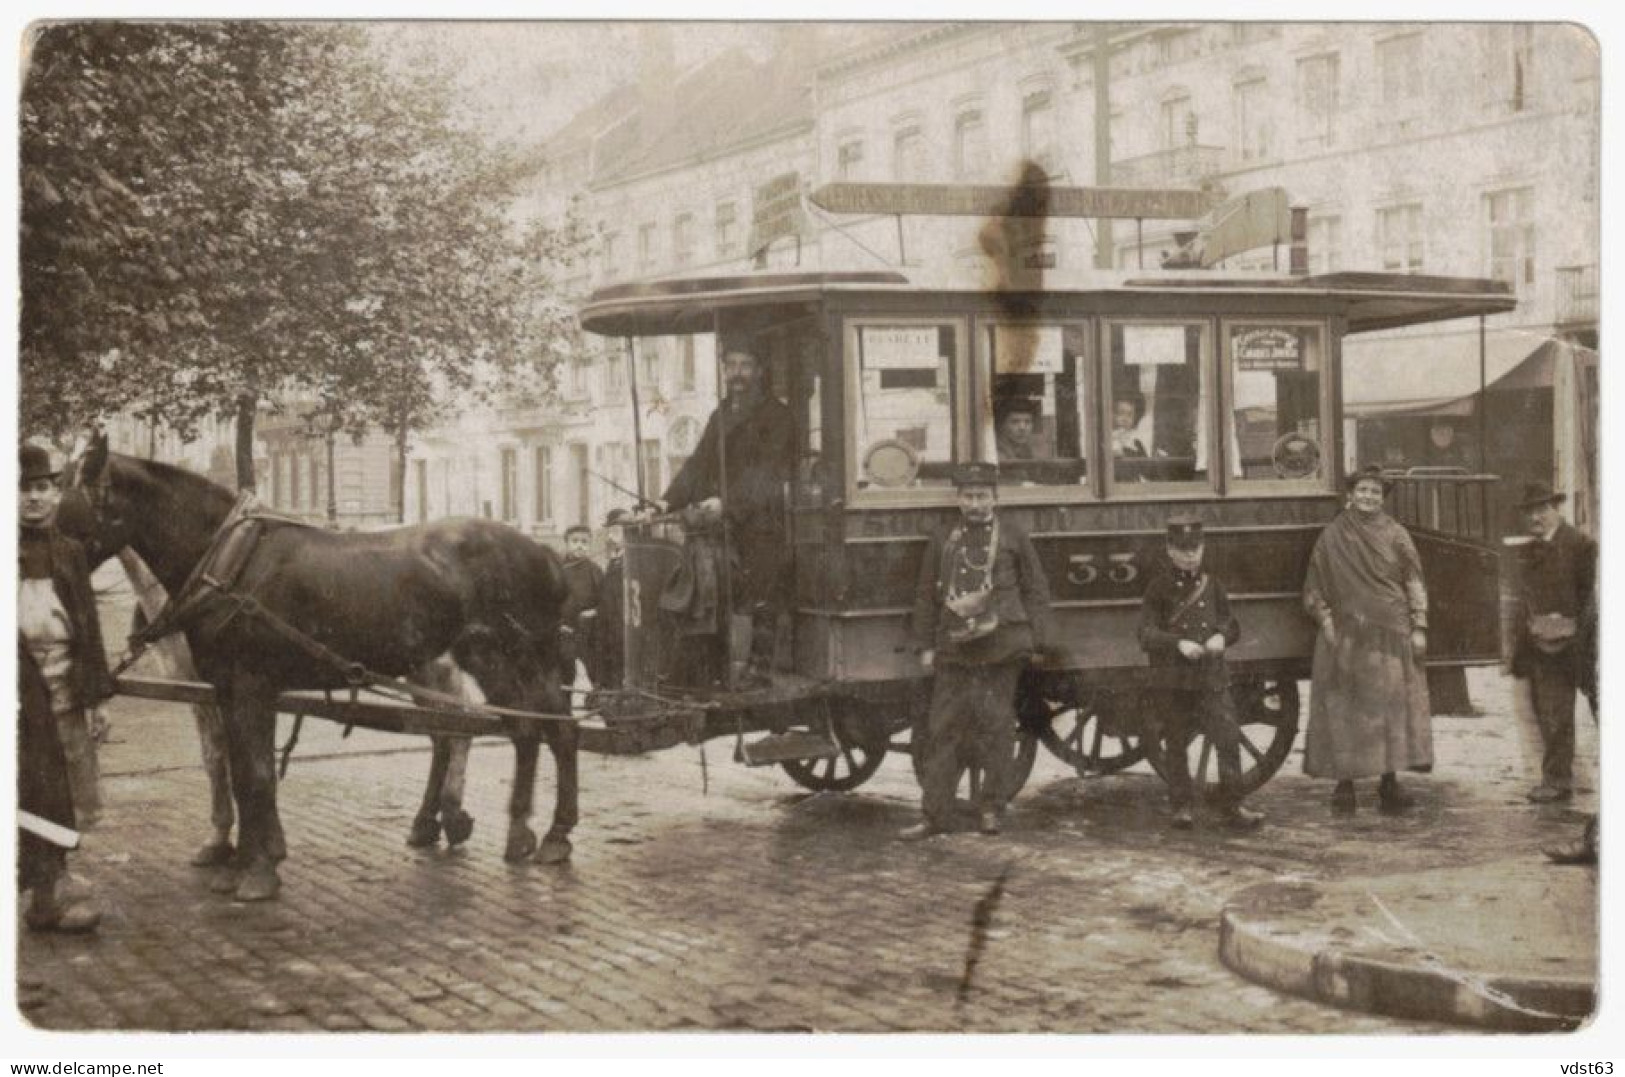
1111,397,1149,458
1301,465,1432,814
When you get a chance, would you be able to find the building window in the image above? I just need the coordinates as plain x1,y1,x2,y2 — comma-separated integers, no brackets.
271,452,285,508
836,138,864,181
637,222,657,274
1159,92,1193,152
1296,54,1339,149
414,459,429,523
679,336,697,393
637,338,663,396
1307,215,1343,273
1376,35,1423,113
308,455,321,513
289,452,302,509
1377,203,1425,273
569,357,591,399
953,108,986,180
603,353,628,403
1021,89,1055,173
1486,187,1536,290
570,443,589,527
672,213,694,267
714,200,738,259
668,416,701,482
1233,77,1271,162
640,439,663,499
892,121,925,182
533,445,552,524
601,230,620,279
499,447,518,522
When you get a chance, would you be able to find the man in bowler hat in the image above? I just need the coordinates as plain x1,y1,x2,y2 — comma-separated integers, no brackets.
900,462,1052,839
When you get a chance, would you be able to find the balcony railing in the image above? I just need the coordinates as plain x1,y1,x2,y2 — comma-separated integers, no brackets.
1110,145,1225,188
1555,264,1598,327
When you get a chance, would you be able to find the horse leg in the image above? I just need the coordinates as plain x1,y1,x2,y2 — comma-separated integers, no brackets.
408,735,451,847
504,735,540,862
228,685,282,902
537,723,579,865
439,736,475,847
191,700,237,867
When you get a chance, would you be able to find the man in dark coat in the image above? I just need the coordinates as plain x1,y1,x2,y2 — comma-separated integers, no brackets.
1511,483,1598,817
591,509,627,691
18,443,112,932
558,524,604,685
900,462,1052,839
1139,514,1263,830
656,339,796,680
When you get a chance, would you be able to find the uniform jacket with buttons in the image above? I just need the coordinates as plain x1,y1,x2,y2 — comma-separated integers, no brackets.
910,515,1052,665
1138,557,1241,686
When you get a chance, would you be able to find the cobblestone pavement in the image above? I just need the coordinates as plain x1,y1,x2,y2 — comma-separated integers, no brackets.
17,662,1596,1034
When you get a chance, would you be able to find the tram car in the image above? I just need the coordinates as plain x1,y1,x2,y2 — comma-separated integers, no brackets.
579,265,1514,802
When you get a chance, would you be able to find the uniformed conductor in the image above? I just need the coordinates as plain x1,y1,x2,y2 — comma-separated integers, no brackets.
901,462,1052,839
1138,513,1264,831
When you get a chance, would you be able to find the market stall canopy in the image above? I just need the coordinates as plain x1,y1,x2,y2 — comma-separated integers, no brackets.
1343,329,1594,417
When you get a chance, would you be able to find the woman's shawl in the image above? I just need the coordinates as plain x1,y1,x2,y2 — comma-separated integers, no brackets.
1303,509,1427,641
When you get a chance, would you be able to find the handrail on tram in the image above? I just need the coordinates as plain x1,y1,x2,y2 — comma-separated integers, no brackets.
1384,467,1500,543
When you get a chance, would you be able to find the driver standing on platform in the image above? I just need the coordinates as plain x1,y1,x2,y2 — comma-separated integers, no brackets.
654,338,797,685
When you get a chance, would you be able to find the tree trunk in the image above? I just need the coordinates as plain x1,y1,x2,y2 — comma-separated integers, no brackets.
234,392,257,492
325,428,338,526
395,418,410,525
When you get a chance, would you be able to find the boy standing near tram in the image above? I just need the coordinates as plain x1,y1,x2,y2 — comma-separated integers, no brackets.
1138,513,1264,832
900,462,1053,840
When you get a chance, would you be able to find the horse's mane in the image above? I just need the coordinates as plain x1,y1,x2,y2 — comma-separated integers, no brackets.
110,452,238,513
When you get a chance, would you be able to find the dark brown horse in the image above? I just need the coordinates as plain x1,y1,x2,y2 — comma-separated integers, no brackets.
64,441,577,901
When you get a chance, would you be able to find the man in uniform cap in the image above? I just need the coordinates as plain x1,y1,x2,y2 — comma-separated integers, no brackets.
1509,483,1598,861
1138,512,1263,830
900,461,1053,839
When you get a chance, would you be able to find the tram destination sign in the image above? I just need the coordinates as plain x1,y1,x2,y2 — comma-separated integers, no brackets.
810,182,1220,220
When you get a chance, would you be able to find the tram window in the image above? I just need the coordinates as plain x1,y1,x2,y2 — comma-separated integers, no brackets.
983,322,1089,486
1108,322,1212,489
853,323,958,489
1227,323,1326,485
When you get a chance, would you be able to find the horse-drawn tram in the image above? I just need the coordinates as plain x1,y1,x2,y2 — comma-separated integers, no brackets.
578,265,1514,803
82,261,1513,899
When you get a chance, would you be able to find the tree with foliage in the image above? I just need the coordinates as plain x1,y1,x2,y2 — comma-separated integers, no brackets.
21,22,579,495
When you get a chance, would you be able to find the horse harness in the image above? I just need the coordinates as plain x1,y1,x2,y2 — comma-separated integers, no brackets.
108,491,585,736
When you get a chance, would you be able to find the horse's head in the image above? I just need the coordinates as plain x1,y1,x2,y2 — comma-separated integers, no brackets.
58,433,129,566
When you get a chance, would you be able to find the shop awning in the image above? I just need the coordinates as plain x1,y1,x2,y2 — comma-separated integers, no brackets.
1342,328,1577,417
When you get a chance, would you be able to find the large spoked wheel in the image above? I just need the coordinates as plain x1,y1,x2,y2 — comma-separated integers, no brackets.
780,706,891,793
1020,680,1145,777
1144,677,1301,800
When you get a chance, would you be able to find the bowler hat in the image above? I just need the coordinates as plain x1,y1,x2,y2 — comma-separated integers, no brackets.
952,461,1000,489
1516,482,1566,510
1165,512,1204,551
604,508,628,527
20,444,59,484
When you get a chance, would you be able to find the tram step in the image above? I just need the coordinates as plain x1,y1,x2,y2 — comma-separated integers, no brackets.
736,730,840,767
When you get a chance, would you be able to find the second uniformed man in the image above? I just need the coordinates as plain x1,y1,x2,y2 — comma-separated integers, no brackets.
1138,513,1264,831
901,462,1052,840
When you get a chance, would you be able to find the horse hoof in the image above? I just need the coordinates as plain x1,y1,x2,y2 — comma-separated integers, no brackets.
233,869,280,903
443,809,475,847
503,828,538,863
190,840,236,868
406,818,442,847
536,837,573,865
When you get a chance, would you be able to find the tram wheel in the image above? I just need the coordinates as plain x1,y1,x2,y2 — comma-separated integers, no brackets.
780,710,888,793
1144,677,1301,800
1022,681,1145,776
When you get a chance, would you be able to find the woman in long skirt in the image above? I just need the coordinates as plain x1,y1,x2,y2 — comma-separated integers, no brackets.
1303,466,1431,813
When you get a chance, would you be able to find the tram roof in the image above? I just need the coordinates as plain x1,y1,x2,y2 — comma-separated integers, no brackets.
577,268,1516,338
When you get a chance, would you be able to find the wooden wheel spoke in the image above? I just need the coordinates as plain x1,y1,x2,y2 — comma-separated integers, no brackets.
1089,723,1104,767
1195,738,1213,785
1237,728,1265,764
839,743,859,773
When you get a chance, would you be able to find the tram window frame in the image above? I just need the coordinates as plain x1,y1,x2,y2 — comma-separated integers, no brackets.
1101,317,1217,498
1220,317,1336,495
844,315,969,507
973,317,1096,502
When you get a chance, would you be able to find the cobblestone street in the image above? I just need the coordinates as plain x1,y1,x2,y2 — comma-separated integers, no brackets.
16,660,1597,1034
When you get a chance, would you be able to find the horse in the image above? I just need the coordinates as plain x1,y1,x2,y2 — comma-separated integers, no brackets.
63,439,577,901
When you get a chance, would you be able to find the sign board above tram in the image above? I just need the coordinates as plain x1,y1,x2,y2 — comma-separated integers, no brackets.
809,182,1221,220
